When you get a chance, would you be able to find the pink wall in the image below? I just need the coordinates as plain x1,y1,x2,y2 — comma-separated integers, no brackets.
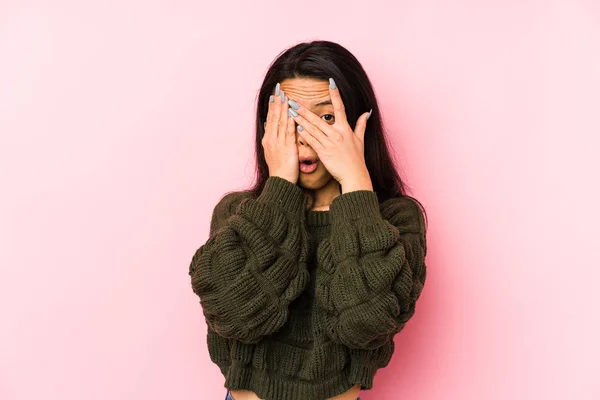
1,1,599,399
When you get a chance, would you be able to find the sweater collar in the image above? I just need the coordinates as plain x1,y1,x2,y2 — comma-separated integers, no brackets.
305,209,331,227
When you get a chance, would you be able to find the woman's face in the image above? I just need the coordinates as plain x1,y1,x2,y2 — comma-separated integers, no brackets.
279,77,337,190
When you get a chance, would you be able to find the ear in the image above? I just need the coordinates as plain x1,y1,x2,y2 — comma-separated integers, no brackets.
353,110,372,142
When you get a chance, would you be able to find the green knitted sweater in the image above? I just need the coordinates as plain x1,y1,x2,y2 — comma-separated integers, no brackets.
189,176,427,400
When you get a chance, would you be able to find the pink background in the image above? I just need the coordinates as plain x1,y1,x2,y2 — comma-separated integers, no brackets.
1,1,599,399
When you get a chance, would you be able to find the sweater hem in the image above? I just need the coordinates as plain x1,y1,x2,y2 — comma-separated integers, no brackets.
222,364,374,400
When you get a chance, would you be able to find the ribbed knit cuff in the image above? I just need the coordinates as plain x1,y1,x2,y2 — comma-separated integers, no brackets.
257,176,308,215
330,190,381,222
348,364,376,390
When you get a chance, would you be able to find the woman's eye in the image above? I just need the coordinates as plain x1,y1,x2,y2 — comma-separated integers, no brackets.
321,114,335,124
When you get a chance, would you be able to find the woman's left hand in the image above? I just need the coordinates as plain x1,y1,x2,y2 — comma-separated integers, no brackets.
288,79,372,187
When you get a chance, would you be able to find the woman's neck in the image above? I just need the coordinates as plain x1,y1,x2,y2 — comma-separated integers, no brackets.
303,178,341,211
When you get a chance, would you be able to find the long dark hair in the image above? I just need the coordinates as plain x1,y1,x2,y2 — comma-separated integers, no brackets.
240,40,427,229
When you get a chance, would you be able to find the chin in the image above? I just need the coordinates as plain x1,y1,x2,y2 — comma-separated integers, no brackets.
298,172,330,189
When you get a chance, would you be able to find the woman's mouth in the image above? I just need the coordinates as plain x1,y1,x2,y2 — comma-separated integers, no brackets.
300,160,318,174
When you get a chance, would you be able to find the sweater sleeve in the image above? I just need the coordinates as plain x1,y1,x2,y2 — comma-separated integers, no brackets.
188,176,311,344
315,190,427,350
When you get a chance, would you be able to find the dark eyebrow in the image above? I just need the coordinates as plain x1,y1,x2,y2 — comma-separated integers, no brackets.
311,100,332,109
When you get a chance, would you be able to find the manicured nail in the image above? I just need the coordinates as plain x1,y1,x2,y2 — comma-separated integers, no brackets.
329,78,337,90
288,99,299,110
367,109,373,120
281,90,285,102
297,125,303,132
275,83,280,96
269,95,274,103
289,108,298,117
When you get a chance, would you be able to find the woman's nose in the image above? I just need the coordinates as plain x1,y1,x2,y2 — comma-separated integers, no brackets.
296,130,307,146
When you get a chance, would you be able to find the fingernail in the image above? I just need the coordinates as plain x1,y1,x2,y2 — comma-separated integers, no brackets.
288,99,299,110
281,90,285,102
275,83,280,96
297,125,304,131
289,108,298,117
269,95,274,103
329,78,337,90
367,109,373,120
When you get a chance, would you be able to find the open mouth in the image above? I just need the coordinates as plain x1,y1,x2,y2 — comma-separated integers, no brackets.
300,160,318,173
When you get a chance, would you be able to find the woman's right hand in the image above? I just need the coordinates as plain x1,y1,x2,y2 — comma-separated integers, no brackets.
262,82,299,184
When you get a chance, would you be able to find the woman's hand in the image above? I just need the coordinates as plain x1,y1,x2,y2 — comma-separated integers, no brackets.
263,83,299,184
287,78,372,188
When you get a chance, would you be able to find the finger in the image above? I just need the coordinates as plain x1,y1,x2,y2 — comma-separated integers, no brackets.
354,110,371,142
296,123,325,155
263,94,275,138
284,103,296,146
266,83,282,141
328,77,348,127
277,89,289,142
292,113,328,153
292,113,334,146
287,98,335,137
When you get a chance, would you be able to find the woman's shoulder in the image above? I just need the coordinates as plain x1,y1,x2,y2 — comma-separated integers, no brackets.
380,194,423,213
207,190,255,235
380,194,427,234
213,189,255,213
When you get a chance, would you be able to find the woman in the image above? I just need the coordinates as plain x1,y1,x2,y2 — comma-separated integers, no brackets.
189,40,428,400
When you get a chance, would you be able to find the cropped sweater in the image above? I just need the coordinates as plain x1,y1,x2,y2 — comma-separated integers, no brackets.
188,176,427,400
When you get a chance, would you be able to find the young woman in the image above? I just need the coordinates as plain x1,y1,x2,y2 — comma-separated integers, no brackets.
189,40,428,400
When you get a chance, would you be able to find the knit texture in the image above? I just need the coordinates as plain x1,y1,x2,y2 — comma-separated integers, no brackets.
189,176,427,400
